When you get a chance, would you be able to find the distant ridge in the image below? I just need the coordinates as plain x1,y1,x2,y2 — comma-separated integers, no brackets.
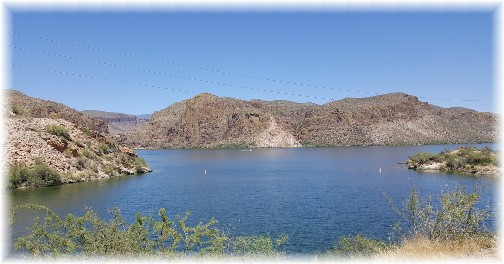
82,110,151,136
119,92,497,149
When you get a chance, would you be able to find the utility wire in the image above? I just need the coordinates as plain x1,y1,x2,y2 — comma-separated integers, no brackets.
12,32,482,102
11,32,384,96
12,45,337,101
12,64,198,95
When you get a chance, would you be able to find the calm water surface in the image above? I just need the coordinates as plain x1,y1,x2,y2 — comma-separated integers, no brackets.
9,144,498,254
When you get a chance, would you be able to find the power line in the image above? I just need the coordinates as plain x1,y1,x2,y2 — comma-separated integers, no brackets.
12,43,481,102
11,31,386,96
12,45,338,101
12,64,198,95
12,63,341,101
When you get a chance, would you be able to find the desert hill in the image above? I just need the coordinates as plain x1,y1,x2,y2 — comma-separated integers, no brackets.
5,90,151,189
120,93,496,149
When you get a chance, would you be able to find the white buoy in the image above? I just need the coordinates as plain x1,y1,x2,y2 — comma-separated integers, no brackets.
204,169,207,175
379,168,382,173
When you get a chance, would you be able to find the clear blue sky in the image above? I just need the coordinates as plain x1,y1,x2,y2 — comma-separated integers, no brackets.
9,9,496,114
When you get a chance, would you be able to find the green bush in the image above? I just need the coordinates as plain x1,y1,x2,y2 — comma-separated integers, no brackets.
10,205,228,257
8,163,31,189
133,157,148,171
80,127,94,138
82,148,94,159
326,235,388,258
407,152,438,165
386,185,492,241
11,104,22,115
75,157,88,170
408,146,497,173
8,161,62,189
227,234,288,257
98,143,111,155
104,166,116,176
46,125,71,140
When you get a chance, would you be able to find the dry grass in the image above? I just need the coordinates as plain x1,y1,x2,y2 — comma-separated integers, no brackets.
377,235,497,260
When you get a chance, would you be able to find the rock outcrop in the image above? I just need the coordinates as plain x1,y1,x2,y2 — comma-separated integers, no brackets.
120,93,497,149
5,90,152,189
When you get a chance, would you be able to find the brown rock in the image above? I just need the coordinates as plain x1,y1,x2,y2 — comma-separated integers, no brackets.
120,93,497,148
46,137,68,153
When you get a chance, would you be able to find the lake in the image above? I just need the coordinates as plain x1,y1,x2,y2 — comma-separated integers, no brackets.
8,144,497,255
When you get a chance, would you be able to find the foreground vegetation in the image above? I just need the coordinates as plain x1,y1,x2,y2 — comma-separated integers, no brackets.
8,160,62,189
10,185,495,259
406,146,498,175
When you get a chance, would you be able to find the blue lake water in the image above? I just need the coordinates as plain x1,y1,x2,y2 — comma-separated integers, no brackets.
8,144,498,254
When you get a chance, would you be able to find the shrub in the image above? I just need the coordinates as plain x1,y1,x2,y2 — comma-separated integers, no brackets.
8,161,62,189
326,235,388,258
407,152,438,165
98,143,111,155
227,234,288,257
90,164,99,173
75,157,88,170
133,157,148,171
82,148,94,159
8,163,31,189
30,161,62,187
11,104,22,115
81,127,94,137
104,166,116,176
10,205,228,257
46,125,71,140
386,185,492,241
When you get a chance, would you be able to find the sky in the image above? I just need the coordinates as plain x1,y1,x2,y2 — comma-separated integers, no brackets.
8,8,496,114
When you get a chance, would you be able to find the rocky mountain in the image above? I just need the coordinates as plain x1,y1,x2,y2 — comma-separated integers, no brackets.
81,110,149,135
7,90,108,134
121,93,497,149
5,90,151,189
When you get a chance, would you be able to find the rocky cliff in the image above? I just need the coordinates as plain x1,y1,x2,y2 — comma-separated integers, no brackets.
5,90,151,189
121,93,497,149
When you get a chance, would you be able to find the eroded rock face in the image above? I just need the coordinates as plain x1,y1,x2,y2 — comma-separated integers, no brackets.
254,117,301,148
120,93,497,148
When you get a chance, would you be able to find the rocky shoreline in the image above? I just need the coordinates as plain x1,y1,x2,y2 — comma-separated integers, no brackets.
6,90,152,190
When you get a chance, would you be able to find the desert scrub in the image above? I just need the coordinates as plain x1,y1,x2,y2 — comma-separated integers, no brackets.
80,127,94,137
104,165,116,176
406,146,497,174
74,157,89,170
11,104,22,115
10,205,229,257
407,152,439,167
322,185,495,259
82,148,94,159
386,185,492,241
133,157,148,170
325,235,388,258
8,161,62,189
227,234,288,257
46,125,71,140
97,142,111,155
